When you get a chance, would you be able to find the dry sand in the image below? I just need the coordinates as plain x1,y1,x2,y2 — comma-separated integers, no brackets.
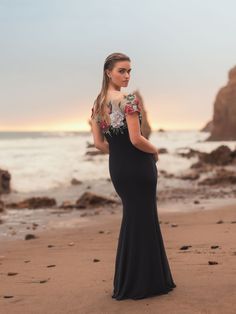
0,202,236,314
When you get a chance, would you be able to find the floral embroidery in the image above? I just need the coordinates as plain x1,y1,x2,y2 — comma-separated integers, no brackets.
125,104,139,114
101,110,128,137
91,93,142,137
100,120,110,132
110,110,125,128
123,94,142,115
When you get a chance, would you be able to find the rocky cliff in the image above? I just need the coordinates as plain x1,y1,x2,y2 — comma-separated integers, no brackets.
207,65,236,140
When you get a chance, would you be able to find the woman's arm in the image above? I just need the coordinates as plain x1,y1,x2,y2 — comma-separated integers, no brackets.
96,141,109,154
90,118,109,154
125,112,159,154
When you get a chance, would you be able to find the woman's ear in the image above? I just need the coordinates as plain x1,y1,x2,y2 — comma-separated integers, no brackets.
105,69,110,78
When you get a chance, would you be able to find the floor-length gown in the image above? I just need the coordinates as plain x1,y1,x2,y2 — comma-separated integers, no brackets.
91,91,177,300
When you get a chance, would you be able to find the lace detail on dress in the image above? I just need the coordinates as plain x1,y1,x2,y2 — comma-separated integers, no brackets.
91,92,142,137
120,93,142,116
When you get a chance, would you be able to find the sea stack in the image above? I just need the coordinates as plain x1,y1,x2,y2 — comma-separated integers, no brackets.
206,65,236,141
0,168,11,194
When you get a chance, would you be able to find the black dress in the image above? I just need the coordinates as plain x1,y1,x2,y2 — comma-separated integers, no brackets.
91,92,176,300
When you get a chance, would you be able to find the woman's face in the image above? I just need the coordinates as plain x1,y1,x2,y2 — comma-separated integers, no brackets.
107,61,131,88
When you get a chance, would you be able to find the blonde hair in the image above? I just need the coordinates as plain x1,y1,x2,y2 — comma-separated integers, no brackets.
91,52,131,124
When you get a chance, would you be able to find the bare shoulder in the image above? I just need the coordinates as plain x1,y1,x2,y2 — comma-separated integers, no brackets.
108,91,137,105
106,91,126,101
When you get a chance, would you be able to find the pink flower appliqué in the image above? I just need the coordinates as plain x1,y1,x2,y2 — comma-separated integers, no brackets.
133,98,140,105
124,102,141,115
123,94,141,115
100,120,110,130
124,105,136,114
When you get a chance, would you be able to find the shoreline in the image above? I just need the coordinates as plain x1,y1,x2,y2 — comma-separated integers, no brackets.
1,196,236,242
1,170,236,243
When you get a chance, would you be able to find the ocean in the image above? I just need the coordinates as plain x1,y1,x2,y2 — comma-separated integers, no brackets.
0,130,236,194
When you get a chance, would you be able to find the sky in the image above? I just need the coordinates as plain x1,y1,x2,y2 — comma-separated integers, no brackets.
0,0,236,131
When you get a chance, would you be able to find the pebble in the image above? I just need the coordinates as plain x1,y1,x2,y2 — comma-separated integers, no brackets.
208,261,218,265
180,245,192,250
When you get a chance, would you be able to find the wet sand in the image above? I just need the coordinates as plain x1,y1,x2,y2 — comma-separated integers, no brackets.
0,202,236,314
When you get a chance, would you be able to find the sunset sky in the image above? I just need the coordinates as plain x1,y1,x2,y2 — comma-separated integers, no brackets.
1,0,236,131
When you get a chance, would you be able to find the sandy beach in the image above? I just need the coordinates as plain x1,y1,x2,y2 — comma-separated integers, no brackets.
1,201,236,314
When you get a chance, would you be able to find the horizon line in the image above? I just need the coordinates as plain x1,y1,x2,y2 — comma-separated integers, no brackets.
0,128,203,133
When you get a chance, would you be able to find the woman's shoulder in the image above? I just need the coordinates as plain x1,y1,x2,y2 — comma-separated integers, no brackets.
107,90,137,104
106,90,125,101
119,92,142,115
106,91,141,112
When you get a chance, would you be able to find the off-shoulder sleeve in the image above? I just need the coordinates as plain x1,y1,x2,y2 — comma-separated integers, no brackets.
120,93,141,116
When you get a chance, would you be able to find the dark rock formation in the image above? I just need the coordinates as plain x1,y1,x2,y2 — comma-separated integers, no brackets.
59,200,75,209
5,197,57,209
207,65,236,140
0,169,11,194
177,148,201,159
85,150,106,156
159,170,175,178
70,178,82,185
199,145,233,165
177,171,200,180
76,191,118,209
25,234,37,240
0,199,4,212
198,168,236,185
158,148,168,154
191,145,236,167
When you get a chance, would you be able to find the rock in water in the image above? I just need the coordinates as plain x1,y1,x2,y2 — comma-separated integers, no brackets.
6,197,57,209
207,65,236,141
199,145,233,165
76,191,118,209
0,168,11,194
0,199,4,212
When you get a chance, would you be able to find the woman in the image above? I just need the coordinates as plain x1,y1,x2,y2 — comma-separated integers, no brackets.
90,52,176,300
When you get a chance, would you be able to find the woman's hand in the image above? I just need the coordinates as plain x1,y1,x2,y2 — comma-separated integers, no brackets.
153,151,159,162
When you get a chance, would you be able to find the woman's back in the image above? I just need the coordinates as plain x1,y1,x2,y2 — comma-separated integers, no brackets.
92,91,142,139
